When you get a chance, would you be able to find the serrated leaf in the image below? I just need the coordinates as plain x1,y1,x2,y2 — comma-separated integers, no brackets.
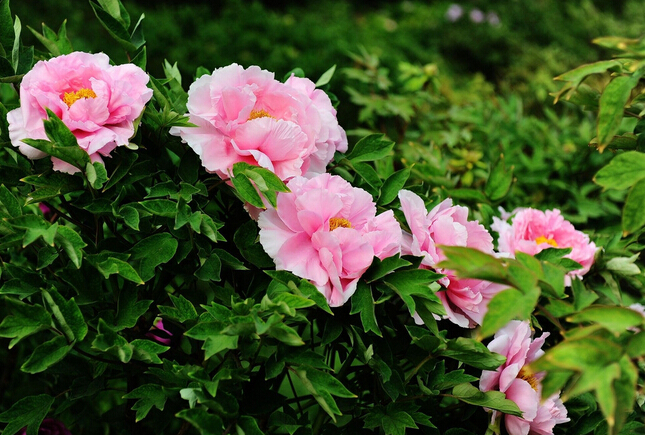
0,394,54,435
123,384,167,422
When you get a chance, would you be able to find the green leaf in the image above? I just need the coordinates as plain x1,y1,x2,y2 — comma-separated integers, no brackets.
479,286,540,339
119,205,140,230
571,277,598,311
594,151,645,190
441,337,506,370
485,155,514,201
128,233,178,282
139,199,177,217
92,318,133,363
626,331,645,358
55,224,86,268
235,220,274,268
531,336,623,373
382,269,443,316
0,184,22,217
268,321,305,346
315,64,336,87
96,0,130,29
379,167,411,205
86,161,108,189
42,287,88,341
27,20,73,56
623,177,645,235
230,171,264,208
0,0,14,56
123,384,167,422
293,365,356,421
364,254,412,283
89,1,138,52
605,254,641,276
21,335,73,374
236,416,264,435
567,306,644,334
265,270,333,315
115,292,152,330
0,299,51,348
345,134,395,163
195,253,222,282
131,339,170,364
553,60,622,102
89,256,144,284
438,246,509,286
37,244,58,270
451,383,522,417
350,281,381,336
597,73,643,150
176,408,224,435
0,394,54,435
202,335,239,360
158,294,199,323
364,406,418,435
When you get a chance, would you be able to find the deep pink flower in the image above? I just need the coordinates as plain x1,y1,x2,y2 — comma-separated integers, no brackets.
480,321,569,435
8,52,152,173
491,208,597,285
170,64,347,181
258,173,401,307
398,190,504,327
18,418,71,435
145,318,173,346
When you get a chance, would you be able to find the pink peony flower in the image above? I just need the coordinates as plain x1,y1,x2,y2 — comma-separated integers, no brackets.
258,173,401,307
480,320,569,435
145,318,174,346
7,52,152,174
169,63,347,181
491,208,597,285
398,190,504,327
18,418,72,435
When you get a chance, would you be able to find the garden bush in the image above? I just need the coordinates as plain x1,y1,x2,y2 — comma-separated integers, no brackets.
1,1,645,435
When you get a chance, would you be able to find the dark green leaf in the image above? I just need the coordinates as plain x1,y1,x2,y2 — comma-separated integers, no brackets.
379,167,411,205
42,287,87,341
0,184,22,217
55,223,86,269
451,383,522,417
176,408,224,435
123,384,167,422
441,337,506,370
128,233,178,282
350,281,381,336
597,73,643,150
0,299,51,348
115,291,152,330
0,394,54,435
479,286,540,339
131,339,170,364
21,335,72,374
623,177,645,235
485,155,514,201
346,134,395,163
90,1,138,52
92,318,133,363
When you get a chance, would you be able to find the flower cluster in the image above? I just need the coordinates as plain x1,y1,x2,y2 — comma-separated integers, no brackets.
480,321,569,435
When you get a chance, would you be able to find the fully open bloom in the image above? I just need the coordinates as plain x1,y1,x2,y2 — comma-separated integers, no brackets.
480,321,569,435
258,173,401,307
398,190,504,327
170,63,347,181
8,52,152,173
491,208,597,285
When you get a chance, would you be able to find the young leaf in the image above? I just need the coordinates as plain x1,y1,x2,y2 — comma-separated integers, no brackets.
315,64,336,87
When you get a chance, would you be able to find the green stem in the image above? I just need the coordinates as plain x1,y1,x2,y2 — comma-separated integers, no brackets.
404,353,433,384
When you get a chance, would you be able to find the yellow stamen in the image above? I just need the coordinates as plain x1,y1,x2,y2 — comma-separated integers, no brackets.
329,217,352,231
248,109,275,121
535,236,558,247
517,367,539,391
63,88,97,107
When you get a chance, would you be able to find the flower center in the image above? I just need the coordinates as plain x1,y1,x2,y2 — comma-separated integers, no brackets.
517,367,539,391
535,236,558,247
62,88,97,107
329,217,352,231
248,109,275,121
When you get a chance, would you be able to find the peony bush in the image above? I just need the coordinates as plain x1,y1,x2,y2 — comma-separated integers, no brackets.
0,2,644,435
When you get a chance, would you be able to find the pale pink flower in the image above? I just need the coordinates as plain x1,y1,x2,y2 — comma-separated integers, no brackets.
258,173,401,307
170,64,347,181
480,320,569,435
491,208,597,285
8,52,152,173
398,190,504,327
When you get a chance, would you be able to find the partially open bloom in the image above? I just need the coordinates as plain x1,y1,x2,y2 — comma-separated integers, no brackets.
258,173,401,307
480,321,569,435
170,63,347,181
18,418,72,435
145,318,174,346
8,52,152,173
491,208,597,285
398,190,504,327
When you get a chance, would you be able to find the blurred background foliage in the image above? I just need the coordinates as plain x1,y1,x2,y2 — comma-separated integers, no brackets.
10,0,645,232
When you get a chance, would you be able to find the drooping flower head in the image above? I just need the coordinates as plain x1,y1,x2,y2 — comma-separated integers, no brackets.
170,63,347,181
480,321,569,435
258,173,401,307
491,208,597,285
8,52,152,173
398,190,504,327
